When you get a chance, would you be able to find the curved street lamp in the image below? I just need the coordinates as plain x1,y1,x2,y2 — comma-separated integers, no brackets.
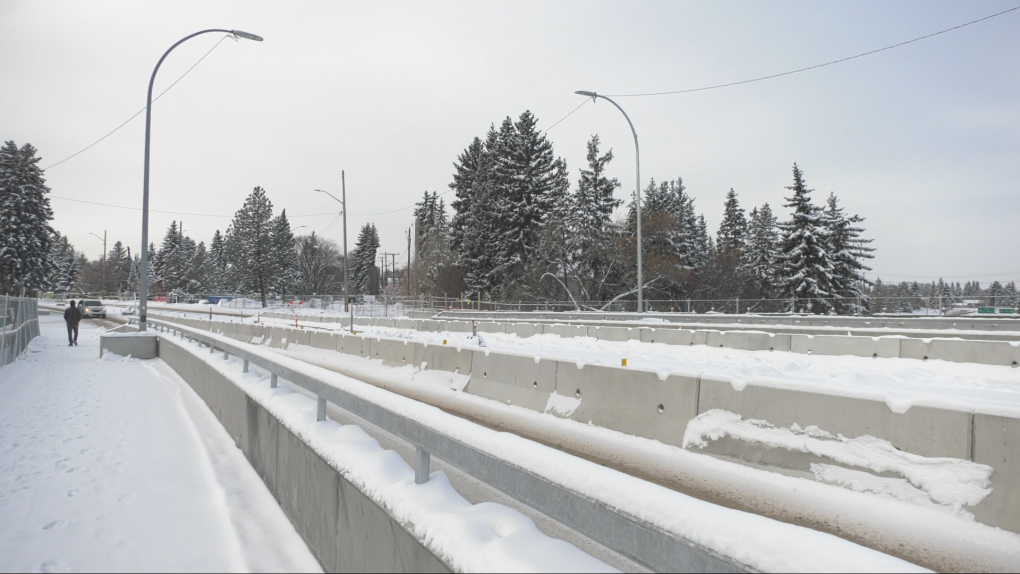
575,91,643,313
138,29,263,331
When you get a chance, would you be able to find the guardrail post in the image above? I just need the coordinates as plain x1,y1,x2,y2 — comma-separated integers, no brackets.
270,373,278,388
209,343,215,354
415,447,430,484
317,396,327,421
223,350,229,360
243,359,249,373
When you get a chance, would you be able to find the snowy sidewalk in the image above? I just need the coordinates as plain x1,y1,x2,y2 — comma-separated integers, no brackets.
0,314,321,573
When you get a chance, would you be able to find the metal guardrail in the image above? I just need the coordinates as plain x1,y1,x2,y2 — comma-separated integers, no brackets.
146,318,748,573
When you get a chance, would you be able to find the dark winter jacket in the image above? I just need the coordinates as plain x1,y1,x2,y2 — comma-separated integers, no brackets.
64,306,82,326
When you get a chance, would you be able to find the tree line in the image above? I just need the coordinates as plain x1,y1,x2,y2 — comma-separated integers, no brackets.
413,111,877,313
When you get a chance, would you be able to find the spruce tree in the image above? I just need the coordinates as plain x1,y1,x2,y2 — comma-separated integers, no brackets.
349,223,380,295
716,188,747,254
822,192,874,314
776,163,836,313
209,229,227,292
107,241,130,293
270,210,299,300
739,203,781,299
569,134,622,301
224,187,275,306
0,141,55,293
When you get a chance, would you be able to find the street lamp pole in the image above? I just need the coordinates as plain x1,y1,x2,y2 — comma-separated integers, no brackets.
138,29,263,332
575,90,643,313
315,174,349,311
89,231,107,293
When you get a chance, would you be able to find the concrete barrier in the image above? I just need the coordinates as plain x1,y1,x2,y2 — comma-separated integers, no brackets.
289,329,311,348
927,339,1019,366
557,364,699,449
971,414,1020,533
445,321,472,333
466,351,557,412
373,338,417,367
337,334,367,357
791,334,901,359
415,343,473,374
310,331,339,351
507,323,540,338
157,336,450,572
697,378,972,459
477,321,505,334
545,324,588,338
639,328,695,345
100,332,158,359
588,326,639,342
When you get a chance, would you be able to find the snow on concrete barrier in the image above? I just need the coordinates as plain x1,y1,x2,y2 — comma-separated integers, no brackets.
156,335,451,572
507,323,540,338
557,363,699,449
477,321,506,334
696,378,972,460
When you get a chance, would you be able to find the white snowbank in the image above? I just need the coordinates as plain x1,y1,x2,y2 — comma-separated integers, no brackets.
683,410,992,510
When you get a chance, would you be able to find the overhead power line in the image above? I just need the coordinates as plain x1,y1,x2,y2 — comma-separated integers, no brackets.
42,34,232,171
49,194,338,219
604,5,1020,98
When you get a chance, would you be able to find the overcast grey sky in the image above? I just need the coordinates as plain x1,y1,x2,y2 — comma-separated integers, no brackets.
2,0,1018,287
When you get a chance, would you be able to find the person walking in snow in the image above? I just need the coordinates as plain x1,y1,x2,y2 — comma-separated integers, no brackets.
64,300,82,346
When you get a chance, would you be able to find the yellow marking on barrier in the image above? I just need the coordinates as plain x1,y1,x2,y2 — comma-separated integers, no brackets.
443,339,447,345
621,358,628,367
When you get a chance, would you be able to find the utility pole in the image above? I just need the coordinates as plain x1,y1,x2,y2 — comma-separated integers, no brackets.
342,171,348,310
413,220,419,299
380,251,399,294
406,227,412,297
89,230,107,294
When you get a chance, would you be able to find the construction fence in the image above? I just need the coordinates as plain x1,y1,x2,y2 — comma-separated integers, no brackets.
1,296,40,368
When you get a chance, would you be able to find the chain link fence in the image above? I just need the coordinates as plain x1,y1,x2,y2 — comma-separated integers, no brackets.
1,296,40,368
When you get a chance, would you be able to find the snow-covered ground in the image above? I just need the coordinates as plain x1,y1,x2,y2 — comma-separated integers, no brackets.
0,315,321,572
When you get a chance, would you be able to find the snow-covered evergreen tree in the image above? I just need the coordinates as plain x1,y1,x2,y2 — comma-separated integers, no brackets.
185,242,212,295
739,203,781,299
349,223,380,295
716,188,747,255
48,232,79,293
106,241,130,293
568,134,622,301
822,193,874,314
223,187,275,306
0,141,55,293
777,163,835,313
269,210,299,299
209,229,227,292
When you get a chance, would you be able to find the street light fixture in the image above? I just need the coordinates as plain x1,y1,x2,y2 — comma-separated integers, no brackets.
137,29,263,332
315,172,349,311
575,90,644,313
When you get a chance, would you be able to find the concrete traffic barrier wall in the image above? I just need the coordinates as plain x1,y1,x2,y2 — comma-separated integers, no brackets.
477,322,506,334
507,323,540,338
971,414,1020,533
927,339,1019,366
466,350,557,412
157,335,449,572
445,321,472,333
373,338,418,367
338,334,366,356
697,378,972,459
639,328,695,345
289,329,311,348
721,331,791,352
415,343,473,374
791,334,902,359
588,326,639,341
310,331,338,351
557,364,699,449
545,324,588,338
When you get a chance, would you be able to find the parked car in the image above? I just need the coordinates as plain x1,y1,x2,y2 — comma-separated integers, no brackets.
81,300,106,319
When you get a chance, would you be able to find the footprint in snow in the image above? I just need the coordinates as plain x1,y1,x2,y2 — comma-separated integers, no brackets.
42,520,68,530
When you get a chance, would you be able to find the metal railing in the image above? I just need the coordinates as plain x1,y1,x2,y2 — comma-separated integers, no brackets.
1,296,40,368
146,317,747,573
